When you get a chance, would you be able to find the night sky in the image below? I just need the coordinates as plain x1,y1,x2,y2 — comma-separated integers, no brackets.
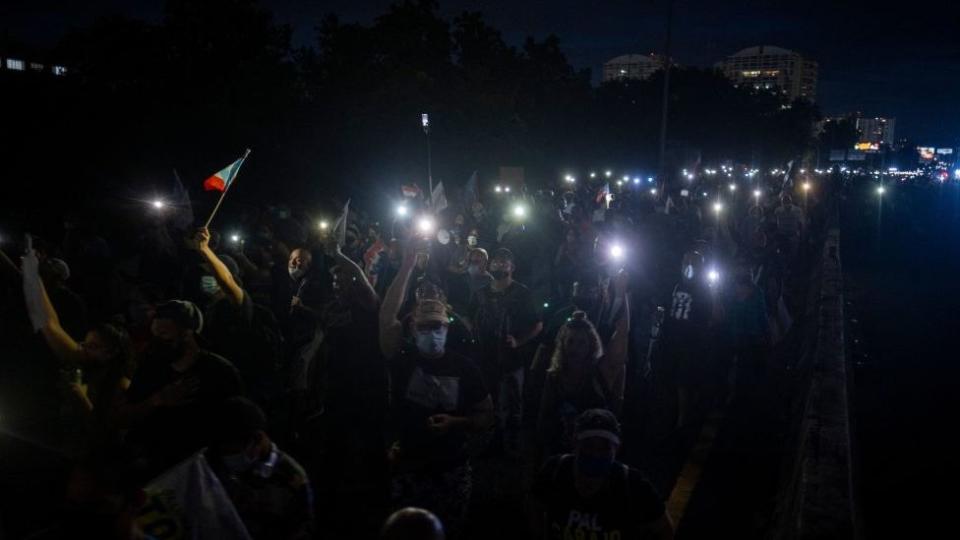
4,0,959,144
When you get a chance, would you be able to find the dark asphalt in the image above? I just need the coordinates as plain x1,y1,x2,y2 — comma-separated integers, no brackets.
842,179,960,538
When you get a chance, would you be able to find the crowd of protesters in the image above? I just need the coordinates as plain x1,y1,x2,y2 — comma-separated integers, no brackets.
0,166,825,539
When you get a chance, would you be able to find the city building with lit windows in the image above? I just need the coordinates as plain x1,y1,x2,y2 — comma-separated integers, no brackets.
715,45,817,102
855,116,896,147
602,53,672,82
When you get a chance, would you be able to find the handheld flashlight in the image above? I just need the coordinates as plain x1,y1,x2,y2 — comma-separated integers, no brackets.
713,201,724,214
396,205,409,217
151,199,165,210
421,113,429,128
729,183,737,192
707,269,720,285
753,189,762,200
319,220,329,230
417,216,435,235
609,244,625,260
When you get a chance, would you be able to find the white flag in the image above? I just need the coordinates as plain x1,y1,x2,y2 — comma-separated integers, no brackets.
136,452,252,540
431,181,448,213
332,199,350,245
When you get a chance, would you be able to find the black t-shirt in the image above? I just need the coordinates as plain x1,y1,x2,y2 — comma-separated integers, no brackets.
314,299,387,423
204,292,281,405
390,348,488,470
125,350,244,465
472,281,540,371
664,279,712,339
532,455,666,540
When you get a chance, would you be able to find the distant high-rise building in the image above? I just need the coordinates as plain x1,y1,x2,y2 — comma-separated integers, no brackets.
855,117,896,147
715,45,818,102
602,54,671,82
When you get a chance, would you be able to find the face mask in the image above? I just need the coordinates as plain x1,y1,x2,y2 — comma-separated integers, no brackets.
467,264,481,277
416,326,448,356
683,265,695,280
222,446,258,474
200,275,220,296
490,269,508,280
576,454,614,479
467,235,478,247
289,266,306,280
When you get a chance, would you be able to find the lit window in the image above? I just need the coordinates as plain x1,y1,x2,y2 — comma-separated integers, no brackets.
53,65,67,76
6,58,25,71
30,62,44,71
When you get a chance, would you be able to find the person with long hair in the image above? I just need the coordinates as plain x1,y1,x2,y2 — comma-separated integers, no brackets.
536,312,612,457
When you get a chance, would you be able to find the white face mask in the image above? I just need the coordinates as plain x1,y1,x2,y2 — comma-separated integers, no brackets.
467,235,478,247
683,265,695,280
288,266,306,280
416,326,448,356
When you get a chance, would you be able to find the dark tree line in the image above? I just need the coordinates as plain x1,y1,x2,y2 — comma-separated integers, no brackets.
3,0,823,214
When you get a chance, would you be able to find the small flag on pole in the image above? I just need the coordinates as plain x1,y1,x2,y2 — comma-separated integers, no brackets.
596,182,611,205
332,199,350,245
463,170,479,210
170,169,195,230
431,181,448,213
401,184,422,199
203,148,251,228
203,155,248,192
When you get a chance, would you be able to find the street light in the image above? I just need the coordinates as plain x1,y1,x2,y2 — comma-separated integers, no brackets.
605,170,613,178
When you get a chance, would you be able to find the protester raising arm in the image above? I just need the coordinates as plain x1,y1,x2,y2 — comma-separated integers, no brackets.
21,238,85,364
192,227,244,306
379,240,418,359
325,236,379,311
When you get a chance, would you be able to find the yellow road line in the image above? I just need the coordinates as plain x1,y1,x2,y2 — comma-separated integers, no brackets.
666,410,725,526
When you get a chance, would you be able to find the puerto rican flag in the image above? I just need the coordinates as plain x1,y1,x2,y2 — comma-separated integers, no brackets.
203,156,247,192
